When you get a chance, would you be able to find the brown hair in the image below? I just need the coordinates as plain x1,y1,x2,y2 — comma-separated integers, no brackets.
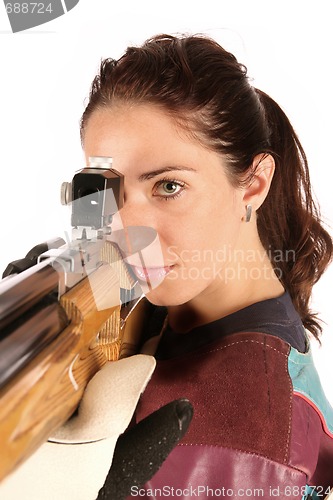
80,33,332,340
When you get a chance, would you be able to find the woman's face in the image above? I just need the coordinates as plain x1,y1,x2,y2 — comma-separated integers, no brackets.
83,103,245,307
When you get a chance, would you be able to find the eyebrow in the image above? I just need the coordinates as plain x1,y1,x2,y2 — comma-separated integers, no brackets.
138,166,197,181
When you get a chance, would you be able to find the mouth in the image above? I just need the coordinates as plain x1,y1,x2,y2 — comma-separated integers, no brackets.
129,264,174,283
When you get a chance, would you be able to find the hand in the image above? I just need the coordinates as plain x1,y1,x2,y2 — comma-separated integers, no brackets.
98,398,193,499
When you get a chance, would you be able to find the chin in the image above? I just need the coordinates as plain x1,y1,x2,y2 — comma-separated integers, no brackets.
143,289,174,307
143,282,195,308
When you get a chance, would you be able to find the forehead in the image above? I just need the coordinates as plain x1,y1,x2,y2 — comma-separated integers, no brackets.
83,103,226,175
83,103,183,142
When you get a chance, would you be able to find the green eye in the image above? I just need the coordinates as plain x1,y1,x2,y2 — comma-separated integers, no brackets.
153,178,186,200
162,181,179,194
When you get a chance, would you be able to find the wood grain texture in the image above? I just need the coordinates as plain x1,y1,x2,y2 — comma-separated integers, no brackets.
0,264,121,480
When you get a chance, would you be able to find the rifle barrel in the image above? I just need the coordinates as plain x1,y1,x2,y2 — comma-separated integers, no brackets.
0,261,60,330
0,299,68,389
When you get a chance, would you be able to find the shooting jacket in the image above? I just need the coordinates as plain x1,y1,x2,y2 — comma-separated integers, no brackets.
132,292,333,499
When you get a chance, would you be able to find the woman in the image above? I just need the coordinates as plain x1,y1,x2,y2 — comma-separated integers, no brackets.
80,34,333,499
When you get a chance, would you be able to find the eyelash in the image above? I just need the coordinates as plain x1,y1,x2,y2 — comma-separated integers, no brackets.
153,177,186,201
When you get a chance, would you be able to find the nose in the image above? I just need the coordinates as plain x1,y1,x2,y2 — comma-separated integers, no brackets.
111,209,126,232
110,198,153,247
109,201,164,268
114,197,156,231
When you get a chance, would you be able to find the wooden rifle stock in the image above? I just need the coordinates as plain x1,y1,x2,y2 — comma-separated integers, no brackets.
0,243,149,482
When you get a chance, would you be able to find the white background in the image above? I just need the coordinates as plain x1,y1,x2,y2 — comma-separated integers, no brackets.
0,0,332,400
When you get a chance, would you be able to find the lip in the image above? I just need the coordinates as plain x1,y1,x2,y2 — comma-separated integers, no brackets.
130,264,174,283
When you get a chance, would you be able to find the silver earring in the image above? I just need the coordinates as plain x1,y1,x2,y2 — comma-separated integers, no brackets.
245,204,252,223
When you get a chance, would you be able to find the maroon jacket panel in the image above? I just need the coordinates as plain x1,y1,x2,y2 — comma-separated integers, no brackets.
129,445,306,500
137,331,292,464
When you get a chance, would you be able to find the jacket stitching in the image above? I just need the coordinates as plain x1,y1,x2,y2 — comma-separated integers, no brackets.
198,338,289,359
284,349,293,464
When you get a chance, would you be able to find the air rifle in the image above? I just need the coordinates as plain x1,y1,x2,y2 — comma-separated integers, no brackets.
0,156,152,481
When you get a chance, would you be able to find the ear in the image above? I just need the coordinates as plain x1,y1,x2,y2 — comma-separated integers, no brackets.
242,153,275,213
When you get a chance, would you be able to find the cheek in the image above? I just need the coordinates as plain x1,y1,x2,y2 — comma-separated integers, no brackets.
160,201,241,265
191,193,241,250
151,179,241,261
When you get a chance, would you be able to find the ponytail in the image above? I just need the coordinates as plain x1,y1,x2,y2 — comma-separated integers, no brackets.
255,89,333,340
